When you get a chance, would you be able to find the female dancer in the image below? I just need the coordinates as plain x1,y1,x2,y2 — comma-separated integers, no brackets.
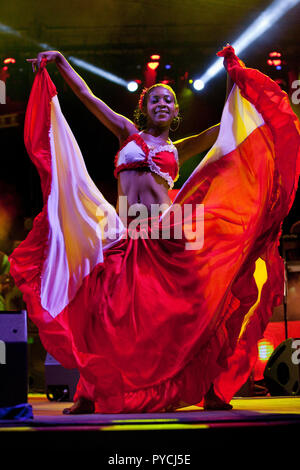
10,46,299,414
28,51,222,214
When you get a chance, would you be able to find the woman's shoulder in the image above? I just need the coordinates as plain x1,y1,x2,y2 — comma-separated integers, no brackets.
118,126,140,148
117,131,148,156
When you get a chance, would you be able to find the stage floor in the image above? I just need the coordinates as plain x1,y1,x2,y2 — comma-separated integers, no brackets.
29,393,300,417
1,395,300,462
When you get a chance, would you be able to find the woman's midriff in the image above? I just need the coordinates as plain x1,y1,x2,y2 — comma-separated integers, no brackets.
116,169,171,215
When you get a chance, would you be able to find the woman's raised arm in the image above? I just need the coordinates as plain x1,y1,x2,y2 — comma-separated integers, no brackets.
174,48,235,166
27,51,137,141
174,123,220,166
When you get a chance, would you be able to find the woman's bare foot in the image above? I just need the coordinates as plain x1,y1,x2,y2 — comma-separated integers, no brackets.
62,397,95,415
159,400,192,412
203,384,233,411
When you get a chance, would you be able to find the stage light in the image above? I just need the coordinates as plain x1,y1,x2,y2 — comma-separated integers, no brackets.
165,64,171,70
193,79,205,91
127,81,138,92
192,0,300,89
0,22,138,90
258,339,274,362
0,22,21,37
267,57,283,67
276,65,282,70
68,56,129,88
39,43,53,50
151,54,160,61
3,58,16,64
269,51,282,57
147,62,159,71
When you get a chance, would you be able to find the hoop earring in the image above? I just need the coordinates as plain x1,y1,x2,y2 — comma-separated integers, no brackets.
170,116,181,132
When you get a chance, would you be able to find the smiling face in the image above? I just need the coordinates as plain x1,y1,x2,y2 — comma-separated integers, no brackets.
145,85,179,130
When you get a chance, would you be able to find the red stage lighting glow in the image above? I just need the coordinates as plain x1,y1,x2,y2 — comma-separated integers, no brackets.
267,59,282,66
147,62,159,71
269,51,281,57
150,54,160,60
3,58,16,64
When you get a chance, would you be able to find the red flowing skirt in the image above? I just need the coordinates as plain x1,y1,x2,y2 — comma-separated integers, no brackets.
9,47,300,412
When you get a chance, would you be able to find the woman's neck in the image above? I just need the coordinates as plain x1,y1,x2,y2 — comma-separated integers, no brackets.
142,127,170,143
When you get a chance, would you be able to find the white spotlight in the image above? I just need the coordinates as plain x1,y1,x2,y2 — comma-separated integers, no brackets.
193,79,205,91
194,0,300,88
127,81,138,92
68,56,129,88
0,22,21,37
0,21,138,90
39,43,53,50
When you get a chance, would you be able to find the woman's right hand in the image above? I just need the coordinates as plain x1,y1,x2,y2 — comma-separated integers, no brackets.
26,51,61,72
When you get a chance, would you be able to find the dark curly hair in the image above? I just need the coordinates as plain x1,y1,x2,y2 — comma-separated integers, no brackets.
133,83,181,131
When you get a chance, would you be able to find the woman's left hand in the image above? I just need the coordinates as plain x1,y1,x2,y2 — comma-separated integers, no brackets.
223,43,231,71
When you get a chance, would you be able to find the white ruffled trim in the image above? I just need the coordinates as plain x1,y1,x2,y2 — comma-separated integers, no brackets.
148,158,174,189
148,144,178,189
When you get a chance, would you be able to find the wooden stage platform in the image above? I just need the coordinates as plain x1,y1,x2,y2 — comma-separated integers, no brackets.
0,394,300,464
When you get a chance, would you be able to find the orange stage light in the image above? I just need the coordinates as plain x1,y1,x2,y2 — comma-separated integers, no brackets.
147,62,159,71
3,58,16,64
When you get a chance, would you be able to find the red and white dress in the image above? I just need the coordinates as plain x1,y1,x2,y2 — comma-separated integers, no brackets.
9,46,300,412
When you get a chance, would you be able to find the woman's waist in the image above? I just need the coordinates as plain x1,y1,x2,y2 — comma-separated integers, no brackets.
116,192,172,217
118,171,170,203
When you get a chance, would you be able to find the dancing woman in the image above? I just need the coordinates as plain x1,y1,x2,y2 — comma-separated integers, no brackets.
28,51,224,214
10,46,300,413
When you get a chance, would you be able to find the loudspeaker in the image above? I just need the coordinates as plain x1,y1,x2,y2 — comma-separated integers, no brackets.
44,353,79,402
0,310,28,407
264,337,300,396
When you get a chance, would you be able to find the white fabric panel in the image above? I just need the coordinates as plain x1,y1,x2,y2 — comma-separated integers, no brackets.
41,96,125,318
198,85,265,169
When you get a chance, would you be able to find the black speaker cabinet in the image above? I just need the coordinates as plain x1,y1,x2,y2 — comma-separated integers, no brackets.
0,310,28,407
264,338,300,396
44,353,79,402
